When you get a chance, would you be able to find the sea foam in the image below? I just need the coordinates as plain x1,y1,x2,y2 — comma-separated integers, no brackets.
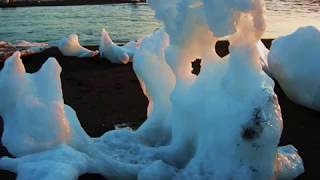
0,0,305,179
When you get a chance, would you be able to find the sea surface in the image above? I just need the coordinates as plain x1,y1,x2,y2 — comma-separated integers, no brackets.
0,0,319,45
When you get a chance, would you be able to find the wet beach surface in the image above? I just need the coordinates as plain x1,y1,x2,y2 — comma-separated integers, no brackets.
0,40,319,179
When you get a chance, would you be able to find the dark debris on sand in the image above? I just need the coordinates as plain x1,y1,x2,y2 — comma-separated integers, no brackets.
0,40,319,180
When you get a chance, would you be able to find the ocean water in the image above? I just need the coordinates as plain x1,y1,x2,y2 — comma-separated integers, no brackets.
0,1,319,45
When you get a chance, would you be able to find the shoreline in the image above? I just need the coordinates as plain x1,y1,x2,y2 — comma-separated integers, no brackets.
0,0,146,8
0,39,274,62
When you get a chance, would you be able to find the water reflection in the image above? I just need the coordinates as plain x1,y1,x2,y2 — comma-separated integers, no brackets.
264,0,320,38
0,1,319,44
265,0,320,13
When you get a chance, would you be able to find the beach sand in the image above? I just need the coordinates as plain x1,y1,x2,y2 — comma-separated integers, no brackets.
0,40,319,180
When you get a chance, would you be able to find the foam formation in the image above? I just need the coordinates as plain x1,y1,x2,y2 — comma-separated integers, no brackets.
268,26,320,111
0,52,90,157
58,34,98,58
99,28,141,64
0,0,305,179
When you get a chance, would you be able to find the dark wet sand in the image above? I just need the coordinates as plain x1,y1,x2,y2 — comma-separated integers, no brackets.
0,39,319,180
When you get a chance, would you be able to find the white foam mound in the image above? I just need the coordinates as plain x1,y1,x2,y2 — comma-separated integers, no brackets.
268,26,320,111
0,0,304,179
99,28,131,64
58,34,98,58
0,52,90,157
276,145,305,179
0,53,144,179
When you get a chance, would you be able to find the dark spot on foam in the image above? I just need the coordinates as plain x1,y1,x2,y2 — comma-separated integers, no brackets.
191,58,201,75
242,128,257,140
250,166,258,173
241,108,264,141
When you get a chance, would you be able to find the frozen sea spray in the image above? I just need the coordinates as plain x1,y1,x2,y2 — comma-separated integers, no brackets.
135,0,304,179
58,34,98,58
0,0,305,179
0,52,90,157
99,28,132,64
269,26,320,111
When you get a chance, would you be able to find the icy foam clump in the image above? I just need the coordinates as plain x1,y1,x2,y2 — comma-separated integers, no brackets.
0,0,304,179
99,28,141,64
0,145,91,179
0,52,144,179
0,52,90,157
58,34,98,58
268,26,320,111
276,145,305,179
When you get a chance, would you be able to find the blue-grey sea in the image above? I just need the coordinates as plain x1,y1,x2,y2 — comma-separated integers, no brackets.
0,0,319,45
